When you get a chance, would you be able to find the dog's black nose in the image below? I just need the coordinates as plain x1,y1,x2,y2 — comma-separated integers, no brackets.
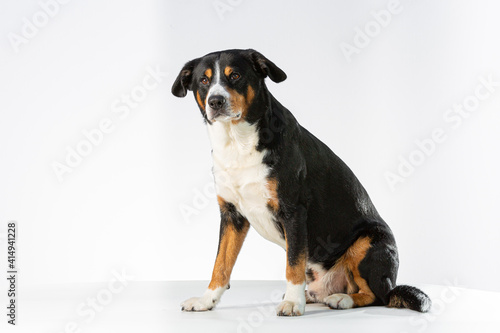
208,95,226,110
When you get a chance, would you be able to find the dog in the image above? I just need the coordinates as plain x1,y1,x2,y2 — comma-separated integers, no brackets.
171,49,431,316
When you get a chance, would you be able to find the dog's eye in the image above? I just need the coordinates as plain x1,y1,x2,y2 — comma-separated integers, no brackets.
230,73,241,81
201,77,209,85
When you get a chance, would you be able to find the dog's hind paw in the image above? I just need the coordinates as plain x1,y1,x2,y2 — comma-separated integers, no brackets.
324,293,354,309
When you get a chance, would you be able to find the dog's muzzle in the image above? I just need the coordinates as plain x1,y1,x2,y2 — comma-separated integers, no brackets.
207,95,240,121
208,95,226,110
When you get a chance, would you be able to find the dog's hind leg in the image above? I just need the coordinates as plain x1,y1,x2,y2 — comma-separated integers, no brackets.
325,225,401,309
357,229,431,312
324,236,378,309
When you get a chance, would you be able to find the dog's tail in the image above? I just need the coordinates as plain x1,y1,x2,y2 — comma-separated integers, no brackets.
387,285,432,312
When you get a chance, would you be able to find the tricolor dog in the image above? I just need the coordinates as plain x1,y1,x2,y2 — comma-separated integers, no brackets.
172,49,431,316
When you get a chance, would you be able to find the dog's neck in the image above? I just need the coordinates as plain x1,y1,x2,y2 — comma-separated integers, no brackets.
206,120,260,156
205,87,287,162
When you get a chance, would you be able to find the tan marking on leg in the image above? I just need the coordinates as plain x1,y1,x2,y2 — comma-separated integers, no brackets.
266,178,279,212
346,277,359,294
204,68,212,79
284,230,306,285
286,252,307,285
338,237,376,307
208,221,249,290
350,288,377,307
224,66,233,76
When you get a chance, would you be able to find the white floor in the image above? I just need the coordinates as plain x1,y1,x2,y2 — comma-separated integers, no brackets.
6,281,500,333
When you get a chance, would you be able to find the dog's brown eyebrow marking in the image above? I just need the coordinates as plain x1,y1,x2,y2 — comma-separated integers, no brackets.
224,66,233,76
204,68,212,79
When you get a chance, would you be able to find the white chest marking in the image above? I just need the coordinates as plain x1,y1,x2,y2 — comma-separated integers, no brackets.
207,121,285,249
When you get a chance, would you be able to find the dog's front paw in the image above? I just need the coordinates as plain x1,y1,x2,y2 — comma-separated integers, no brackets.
181,296,216,312
276,300,305,316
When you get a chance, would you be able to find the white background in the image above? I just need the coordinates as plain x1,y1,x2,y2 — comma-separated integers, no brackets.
1,0,499,295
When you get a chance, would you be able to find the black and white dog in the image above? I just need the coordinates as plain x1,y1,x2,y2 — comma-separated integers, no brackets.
172,49,431,316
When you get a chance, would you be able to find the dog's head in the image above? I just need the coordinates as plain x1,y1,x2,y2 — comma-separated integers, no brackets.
172,49,286,124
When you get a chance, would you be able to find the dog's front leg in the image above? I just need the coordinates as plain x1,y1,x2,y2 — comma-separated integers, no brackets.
277,206,307,316
181,197,249,311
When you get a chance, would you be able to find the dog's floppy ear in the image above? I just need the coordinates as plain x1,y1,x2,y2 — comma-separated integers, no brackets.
172,58,200,97
246,49,287,83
